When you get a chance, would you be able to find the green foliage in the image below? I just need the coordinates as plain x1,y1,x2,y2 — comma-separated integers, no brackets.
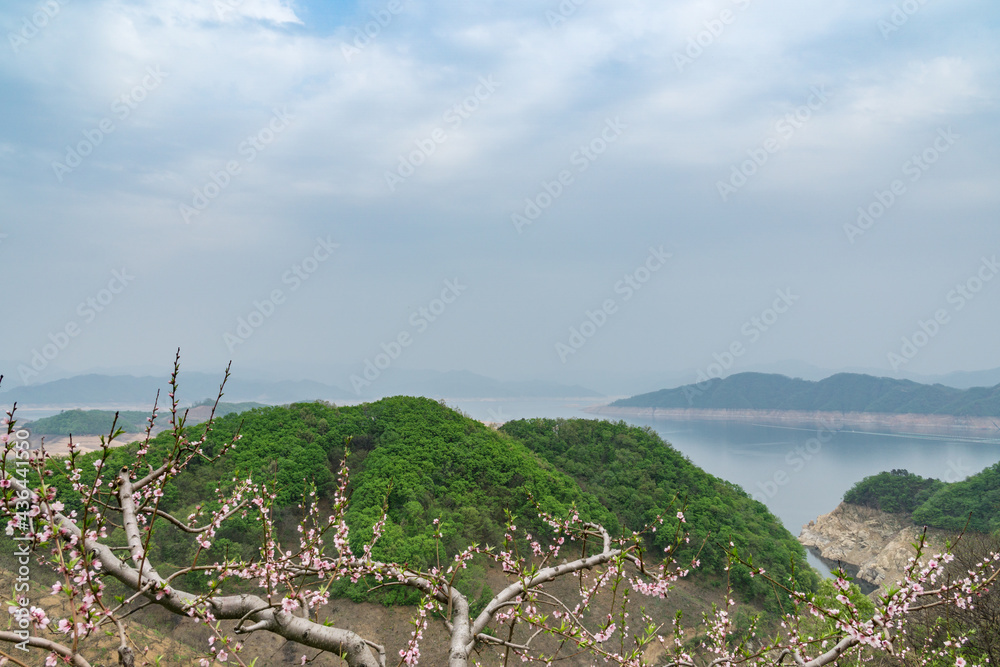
27,409,148,435
844,462,1000,534
843,469,944,514
188,399,267,417
49,399,614,598
911,461,1000,533
26,402,264,436
44,398,819,610
613,372,1000,417
803,577,875,633
499,418,818,610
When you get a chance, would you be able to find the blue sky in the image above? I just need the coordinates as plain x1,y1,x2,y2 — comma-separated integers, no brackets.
1,0,998,394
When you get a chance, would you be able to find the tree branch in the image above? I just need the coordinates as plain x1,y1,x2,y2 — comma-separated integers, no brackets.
0,632,93,667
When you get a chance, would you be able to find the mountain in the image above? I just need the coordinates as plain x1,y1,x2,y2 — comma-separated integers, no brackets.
0,370,602,409
842,463,1000,535
731,363,1000,390
70,397,815,610
610,372,1000,417
0,373,351,407
500,416,816,608
24,401,266,435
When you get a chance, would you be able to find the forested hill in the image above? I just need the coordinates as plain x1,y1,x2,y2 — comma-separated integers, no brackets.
26,402,264,435
843,464,1000,534
29,409,149,435
612,372,1000,417
500,418,816,602
53,397,815,608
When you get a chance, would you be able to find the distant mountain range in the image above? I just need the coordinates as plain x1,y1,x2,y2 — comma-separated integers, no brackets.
720,362,1000,390
611,372,1000,418
0,370,602,408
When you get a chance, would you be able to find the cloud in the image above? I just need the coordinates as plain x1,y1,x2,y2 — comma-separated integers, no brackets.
1,0,998,383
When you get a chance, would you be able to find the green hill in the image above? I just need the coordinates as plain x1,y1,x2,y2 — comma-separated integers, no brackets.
186,399,267,417
26,402,264,435
843,469,945,514
51,397,815,609
613,372,1000,417
500,418,817,604
843,464,1000,533
27,409,148,435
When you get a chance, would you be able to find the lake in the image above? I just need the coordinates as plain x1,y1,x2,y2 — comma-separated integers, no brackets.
18,395,1000,577
445,398,1000,577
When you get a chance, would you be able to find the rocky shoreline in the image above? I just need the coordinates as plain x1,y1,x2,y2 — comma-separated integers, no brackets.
585,406,1000,435
798,502,950,589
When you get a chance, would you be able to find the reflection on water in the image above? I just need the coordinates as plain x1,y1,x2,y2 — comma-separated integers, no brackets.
446,397,1000,579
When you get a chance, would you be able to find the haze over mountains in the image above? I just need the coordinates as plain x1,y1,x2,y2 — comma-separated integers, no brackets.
7,364,1000,433
612,372,1000,417
4,358,1000,400
0,369,602,409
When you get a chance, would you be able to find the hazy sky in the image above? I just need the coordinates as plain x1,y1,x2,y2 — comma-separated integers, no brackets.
2,0,998,394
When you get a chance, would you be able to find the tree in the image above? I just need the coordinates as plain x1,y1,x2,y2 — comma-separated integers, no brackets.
1,354,998,667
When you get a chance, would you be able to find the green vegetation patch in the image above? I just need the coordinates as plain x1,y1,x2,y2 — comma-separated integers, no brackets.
844,463,1000,534
44,397,817,610
27,409,149,435
910,462,1000,533
843,469,944,514
500,417,818,609
27,402,265,436
614,372,1000,417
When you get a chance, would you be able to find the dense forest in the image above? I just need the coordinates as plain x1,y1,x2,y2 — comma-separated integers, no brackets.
843,469,945,514
843,464,1000,533
27,408,149,434
500,417,816,603
614,372,1000,416
26,402,263,435
44,397,815,611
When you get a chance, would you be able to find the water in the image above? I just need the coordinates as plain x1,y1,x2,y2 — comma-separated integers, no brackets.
444,397,1000,578
18,394,1000,578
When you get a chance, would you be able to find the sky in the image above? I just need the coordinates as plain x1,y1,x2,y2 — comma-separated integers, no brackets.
1,0,999,396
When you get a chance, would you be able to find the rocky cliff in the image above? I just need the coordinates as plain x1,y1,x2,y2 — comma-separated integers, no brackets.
799,502,950,588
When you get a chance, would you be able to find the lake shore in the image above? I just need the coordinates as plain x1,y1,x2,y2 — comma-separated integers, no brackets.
26,433,147,456
584,406,1000,436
